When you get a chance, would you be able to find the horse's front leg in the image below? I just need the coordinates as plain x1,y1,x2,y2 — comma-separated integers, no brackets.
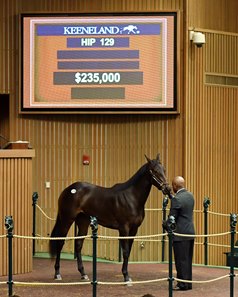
120,227,138,284
120,237,134,284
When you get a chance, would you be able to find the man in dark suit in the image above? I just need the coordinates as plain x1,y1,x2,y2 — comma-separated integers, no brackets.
166,176,195,291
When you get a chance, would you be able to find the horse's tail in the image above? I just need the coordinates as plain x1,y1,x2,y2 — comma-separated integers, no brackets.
49,214,62,258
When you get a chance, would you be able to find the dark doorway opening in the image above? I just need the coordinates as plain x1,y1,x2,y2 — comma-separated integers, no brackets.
0,94,10,148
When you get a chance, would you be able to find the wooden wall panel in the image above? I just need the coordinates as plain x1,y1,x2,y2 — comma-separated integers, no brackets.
0,0,238,271
205,33,238,74
0,150,34,276
185,30,238,265
187,0,238,33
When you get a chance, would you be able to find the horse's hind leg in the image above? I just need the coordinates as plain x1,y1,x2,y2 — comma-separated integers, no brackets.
54,239,65,280
50,215,74,280
75,213,90,280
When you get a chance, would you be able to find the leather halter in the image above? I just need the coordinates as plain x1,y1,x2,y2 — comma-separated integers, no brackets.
149,169,168,191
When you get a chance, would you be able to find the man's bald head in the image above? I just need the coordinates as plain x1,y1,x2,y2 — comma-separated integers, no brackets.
172,176,185,193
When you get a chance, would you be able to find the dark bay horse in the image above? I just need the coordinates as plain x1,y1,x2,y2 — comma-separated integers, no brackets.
49,154,171,283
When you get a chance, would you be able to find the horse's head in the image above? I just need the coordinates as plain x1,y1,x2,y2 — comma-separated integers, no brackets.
145,154,171,195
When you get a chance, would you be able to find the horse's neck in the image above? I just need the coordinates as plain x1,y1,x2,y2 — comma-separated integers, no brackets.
138,181,152,206
127,164,152,205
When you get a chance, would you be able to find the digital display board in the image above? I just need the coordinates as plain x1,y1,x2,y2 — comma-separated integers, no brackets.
20,13,178,113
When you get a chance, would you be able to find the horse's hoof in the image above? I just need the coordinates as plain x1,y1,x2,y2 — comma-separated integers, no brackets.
81,274,89,281
125,278,133,286
54,274,62,280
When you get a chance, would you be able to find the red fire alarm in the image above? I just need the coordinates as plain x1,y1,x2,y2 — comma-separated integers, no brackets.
83,154,90,165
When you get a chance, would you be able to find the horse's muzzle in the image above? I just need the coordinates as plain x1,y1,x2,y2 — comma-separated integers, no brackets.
161,184,172,196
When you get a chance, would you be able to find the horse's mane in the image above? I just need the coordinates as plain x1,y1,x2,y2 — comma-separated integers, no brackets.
111,163,148,191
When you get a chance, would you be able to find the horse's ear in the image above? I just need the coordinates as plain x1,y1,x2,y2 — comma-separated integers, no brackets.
156,153,161,162
144,154,151,163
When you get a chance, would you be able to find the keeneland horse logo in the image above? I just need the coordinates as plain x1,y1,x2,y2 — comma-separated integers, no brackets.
122,25,138,34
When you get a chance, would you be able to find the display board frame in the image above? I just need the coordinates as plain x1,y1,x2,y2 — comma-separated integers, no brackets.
19,12,180,114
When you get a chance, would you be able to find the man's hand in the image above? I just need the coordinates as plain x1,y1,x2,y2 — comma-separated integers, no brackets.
162,220,168,231
162,184,172,196
168,192,174,199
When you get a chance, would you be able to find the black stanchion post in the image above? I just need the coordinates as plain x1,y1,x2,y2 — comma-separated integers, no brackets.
5,216,14,297
32,192,38,256
167,215,176,297
203,197,210,265
229,213,237,297
90,216,98,297
162,195,169,262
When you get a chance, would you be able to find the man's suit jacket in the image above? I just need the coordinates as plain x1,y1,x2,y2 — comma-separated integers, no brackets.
168,188,195,241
